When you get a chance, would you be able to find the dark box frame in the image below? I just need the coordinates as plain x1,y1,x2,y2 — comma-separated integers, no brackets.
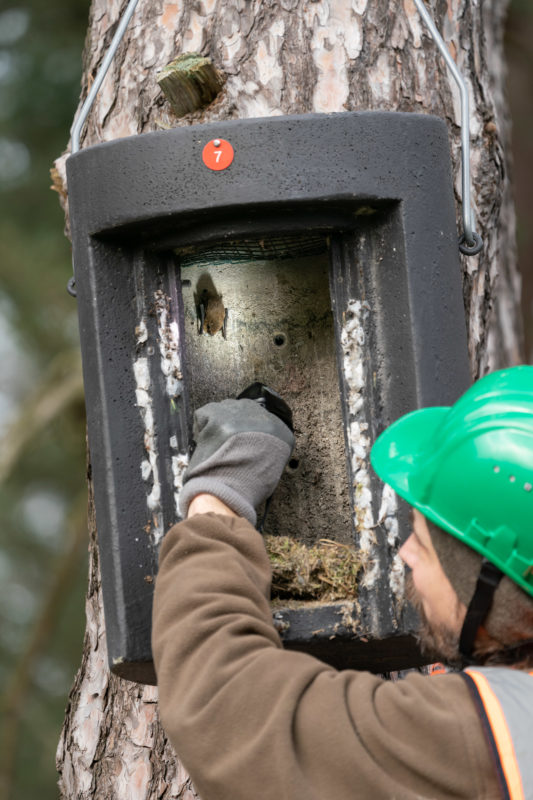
67,112,470,683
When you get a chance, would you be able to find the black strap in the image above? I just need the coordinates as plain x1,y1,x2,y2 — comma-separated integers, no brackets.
459,558,504,662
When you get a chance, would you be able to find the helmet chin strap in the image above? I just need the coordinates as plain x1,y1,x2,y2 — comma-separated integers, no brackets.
459,558,504,665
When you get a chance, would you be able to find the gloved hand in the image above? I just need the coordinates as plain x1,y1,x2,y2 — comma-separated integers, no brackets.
179,398,294,526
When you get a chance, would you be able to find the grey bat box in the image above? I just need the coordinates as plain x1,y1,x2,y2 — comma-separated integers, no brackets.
66,112,470,684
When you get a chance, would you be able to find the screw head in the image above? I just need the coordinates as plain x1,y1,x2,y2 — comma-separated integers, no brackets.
213,139,221,147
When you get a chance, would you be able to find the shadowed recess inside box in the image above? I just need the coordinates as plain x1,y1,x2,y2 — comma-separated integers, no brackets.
176,233,353,548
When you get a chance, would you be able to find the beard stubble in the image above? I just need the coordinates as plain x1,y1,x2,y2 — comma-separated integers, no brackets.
406,572,464,668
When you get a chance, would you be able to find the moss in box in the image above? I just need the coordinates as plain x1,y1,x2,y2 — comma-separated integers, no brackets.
265,536,363,602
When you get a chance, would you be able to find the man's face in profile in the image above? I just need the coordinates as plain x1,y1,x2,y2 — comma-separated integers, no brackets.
400,511,466,666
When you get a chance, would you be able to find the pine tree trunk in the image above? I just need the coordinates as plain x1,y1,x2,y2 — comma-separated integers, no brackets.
56,0,521,796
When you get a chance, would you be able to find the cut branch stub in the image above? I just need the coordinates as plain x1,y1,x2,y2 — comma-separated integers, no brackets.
156,53,224,117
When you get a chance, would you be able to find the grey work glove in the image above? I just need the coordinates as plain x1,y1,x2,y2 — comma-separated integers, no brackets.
179,398,294,526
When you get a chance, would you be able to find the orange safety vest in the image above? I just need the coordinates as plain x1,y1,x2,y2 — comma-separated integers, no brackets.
463,667,533,800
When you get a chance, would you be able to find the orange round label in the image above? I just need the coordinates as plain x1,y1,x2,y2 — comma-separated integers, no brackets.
202,138,234,171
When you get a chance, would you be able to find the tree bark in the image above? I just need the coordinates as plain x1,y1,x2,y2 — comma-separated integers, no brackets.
56,0,522,796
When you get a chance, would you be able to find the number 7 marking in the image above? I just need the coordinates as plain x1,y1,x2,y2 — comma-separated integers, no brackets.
202,139,234,170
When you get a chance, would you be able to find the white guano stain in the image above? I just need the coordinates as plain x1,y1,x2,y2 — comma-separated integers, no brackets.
389,552,405,605
155,291,188,519
133,357,163,545
171,443,189,518
134,311,164,545
378,483,404,603
134,293,187,542
135,319,148,344
378,483,399,547
154,289,183,398
341,299,378,588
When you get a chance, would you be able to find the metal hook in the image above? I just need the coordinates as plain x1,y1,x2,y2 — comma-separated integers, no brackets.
67,276,77,297
412,0,483,256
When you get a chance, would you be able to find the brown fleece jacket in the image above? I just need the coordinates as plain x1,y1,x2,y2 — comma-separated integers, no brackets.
152,514,501,800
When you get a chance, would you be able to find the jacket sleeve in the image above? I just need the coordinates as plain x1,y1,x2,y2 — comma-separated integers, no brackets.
152,513,499,800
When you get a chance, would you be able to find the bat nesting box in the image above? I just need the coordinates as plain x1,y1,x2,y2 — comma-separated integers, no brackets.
67,112,470,684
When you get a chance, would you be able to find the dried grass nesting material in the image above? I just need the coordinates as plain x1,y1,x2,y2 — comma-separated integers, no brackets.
265,536,363,602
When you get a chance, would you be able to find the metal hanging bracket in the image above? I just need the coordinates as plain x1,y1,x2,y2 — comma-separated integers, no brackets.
67,0,482,300
71,0,141,155
67,0,141,296
412,0,483,256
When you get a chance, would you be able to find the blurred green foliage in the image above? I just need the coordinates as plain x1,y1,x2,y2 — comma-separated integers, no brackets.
0,0,531,798
0,0,88,797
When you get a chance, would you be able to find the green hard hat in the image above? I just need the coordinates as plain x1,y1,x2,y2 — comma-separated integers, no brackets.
370,366,533,597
